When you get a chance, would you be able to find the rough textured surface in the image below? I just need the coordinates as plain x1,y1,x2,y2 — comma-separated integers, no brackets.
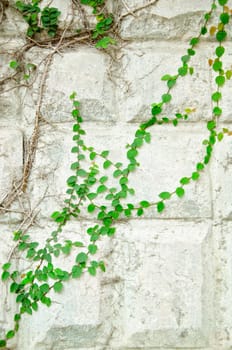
0,0,232,350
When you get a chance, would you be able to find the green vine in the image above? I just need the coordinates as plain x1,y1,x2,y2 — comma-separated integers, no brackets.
15,0,115,47
0,0,232,348
15,0,61,37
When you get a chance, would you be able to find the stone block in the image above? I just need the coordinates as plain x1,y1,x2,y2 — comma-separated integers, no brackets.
16,219,114,350
119,0,212,18
119,0,213,40
107,220,213,348
0,7,27,37
0,223,20,350
116,42,212,123
28,123,211,219
0,128,23,205
0,42,24,124
213,222,232,349
38,48,116,123
211,132,232,219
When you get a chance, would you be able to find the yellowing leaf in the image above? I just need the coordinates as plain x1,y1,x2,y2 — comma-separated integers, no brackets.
226,70,232,79
185,107,196,114
218,23,224,31
210,26,217,36
208,58,213,66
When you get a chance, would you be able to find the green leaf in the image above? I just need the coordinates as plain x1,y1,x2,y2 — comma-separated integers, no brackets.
220,12,230,24
212,91,222,102
218,0,228,5
133,138,143,147
137,208,144,216
103,160,112,169
72,265,82,278
215,75,225,87
72,109,79,118
178,65,188,76
181,55,190,63
41,296,51,307
159,192,171,200
197,163,204,171
88,266,96,276
70,92,77,100
87,192,97,200
88,244,97,254
172,119,178,127
119,177,128,185
95,36,116,49
6,330,15,339
213,106,222,116
140,200,150,208
162,93,172,103
0,340,6,347
40,283,49,294
26,248,36,259
99,176,108,183
216,30,227,42
2,263,11,271
161,74,171,81
113,169,121,178
207,120,216,131
99,261,106,272
71,162,79,170
189,67,194,75
157,201,165,213
10,282,19,293
97,185,107,193
217,132,224,141
76,169,87,177
127,149,138,160
9,60,19,69
88,204,96,213
54,281,63,293
176,187,185,198
144,133,151,143
14,314,21,322
201,26,207,35
71,146,78,153
187,48,195,56
76,252,88,264
101,150,109,158
192,172,200,181
167,78,176,89
124,209,131,217
190,37,199,46
212,60,222,72
1,271,10,281
151,105,162,116
31,301,38,311
115,162,123,168
180,177,190,185
215,46,225,57
90,152,97,160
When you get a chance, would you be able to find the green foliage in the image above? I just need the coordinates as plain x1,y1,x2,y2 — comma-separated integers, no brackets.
16,1,61,37
41,7,61,37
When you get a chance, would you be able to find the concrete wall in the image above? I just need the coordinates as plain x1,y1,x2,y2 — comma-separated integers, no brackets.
0,0,232,349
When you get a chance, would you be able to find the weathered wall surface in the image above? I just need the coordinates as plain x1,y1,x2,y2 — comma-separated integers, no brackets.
0,0,232,349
